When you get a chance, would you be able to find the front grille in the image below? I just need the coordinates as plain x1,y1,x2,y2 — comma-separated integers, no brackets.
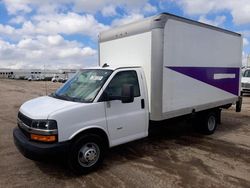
242,83,250,88
18,112,32,127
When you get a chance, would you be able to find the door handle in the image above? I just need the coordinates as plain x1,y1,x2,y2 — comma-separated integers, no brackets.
141,99,145,109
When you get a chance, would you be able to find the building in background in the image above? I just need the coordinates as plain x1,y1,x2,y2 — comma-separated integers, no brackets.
0,68,77,80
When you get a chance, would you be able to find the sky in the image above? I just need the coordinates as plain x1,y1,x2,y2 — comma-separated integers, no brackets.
0,0,249,69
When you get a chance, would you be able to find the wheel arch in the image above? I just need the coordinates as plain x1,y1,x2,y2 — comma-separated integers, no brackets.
69,126,110,149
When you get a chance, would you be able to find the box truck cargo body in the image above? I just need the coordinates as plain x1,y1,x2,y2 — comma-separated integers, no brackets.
99,13,242,120
13,13,242,174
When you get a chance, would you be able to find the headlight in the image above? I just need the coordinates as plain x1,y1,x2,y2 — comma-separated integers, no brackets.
29,120,58,142
31,120,57,130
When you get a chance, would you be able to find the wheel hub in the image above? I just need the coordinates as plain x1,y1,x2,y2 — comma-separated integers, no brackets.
208,116,216,131
78,143,100,167
84,148,97,161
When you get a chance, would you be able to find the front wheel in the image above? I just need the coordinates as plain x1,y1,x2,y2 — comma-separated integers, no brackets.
68,134,105,174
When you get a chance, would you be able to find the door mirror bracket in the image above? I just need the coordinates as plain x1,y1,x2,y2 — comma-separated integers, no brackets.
121,84,134,103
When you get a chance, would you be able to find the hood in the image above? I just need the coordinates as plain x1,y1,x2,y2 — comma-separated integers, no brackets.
20,96,80,119
242,77,250,83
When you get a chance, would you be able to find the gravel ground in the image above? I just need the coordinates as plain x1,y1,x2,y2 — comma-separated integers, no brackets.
0,79,249,188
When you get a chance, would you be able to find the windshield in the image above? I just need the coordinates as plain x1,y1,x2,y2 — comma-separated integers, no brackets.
243,70,250,77
52,69,113,103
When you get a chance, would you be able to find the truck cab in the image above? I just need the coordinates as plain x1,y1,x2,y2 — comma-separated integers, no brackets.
14,66,149,174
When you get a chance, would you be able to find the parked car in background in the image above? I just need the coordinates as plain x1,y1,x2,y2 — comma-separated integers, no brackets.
28,75,34,81
51,75,60,82
58,77,68,83
52,75,67,83
241,68,250,95
28,75,42,81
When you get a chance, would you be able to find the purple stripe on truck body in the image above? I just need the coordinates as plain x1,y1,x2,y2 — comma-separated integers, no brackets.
166,66,240,96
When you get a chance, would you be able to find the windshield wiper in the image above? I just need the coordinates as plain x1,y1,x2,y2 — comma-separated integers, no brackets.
51,93,87,102
58,93,84,102
51,93,71,101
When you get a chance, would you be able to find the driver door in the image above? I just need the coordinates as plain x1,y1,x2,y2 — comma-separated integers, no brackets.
102,69,148,146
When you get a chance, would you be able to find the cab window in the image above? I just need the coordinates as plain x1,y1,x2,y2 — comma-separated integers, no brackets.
243,70,250,77
105,71,140,98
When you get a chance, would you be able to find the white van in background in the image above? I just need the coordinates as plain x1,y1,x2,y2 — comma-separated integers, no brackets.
241,68,250,95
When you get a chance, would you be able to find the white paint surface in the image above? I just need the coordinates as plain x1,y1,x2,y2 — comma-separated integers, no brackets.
162,19,242,115
100,32,152,109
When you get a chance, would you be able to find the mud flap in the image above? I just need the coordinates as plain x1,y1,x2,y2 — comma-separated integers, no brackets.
217,108,222,124
236,96,242,112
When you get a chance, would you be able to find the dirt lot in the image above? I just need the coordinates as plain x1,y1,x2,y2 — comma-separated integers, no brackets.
0,79,249,188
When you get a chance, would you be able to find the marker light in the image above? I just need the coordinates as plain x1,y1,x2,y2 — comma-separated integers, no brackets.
31,134,57,142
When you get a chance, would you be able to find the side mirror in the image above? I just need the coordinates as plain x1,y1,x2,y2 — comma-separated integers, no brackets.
121,84,134,103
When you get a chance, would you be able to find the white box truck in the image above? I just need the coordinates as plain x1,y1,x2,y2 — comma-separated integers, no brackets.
13,13,242,174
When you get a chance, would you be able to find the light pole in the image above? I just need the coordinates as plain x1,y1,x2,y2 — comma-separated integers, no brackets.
248,54,250,68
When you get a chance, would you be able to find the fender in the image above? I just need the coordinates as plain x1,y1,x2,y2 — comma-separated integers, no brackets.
69,125,110,145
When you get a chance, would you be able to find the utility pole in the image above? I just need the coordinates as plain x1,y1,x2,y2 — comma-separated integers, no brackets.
248,54,250,68
44,64,48,95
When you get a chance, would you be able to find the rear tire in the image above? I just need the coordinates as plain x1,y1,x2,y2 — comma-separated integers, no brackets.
201,112,218,135
68,134,105,174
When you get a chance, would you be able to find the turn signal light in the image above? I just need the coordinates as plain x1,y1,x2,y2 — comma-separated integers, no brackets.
31,134,56,142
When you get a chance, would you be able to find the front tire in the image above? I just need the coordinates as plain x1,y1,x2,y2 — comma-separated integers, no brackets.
68,134,105,174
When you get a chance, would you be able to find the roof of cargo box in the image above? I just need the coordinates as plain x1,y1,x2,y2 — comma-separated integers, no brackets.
81,65,141,71
99,12,241,43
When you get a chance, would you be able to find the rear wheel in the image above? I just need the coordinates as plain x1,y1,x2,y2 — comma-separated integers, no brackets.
201,112,218,135
68,134,105,174
193,110,219,135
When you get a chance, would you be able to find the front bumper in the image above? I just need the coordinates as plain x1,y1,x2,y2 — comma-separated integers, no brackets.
13,127,70,160
242,88,250,93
